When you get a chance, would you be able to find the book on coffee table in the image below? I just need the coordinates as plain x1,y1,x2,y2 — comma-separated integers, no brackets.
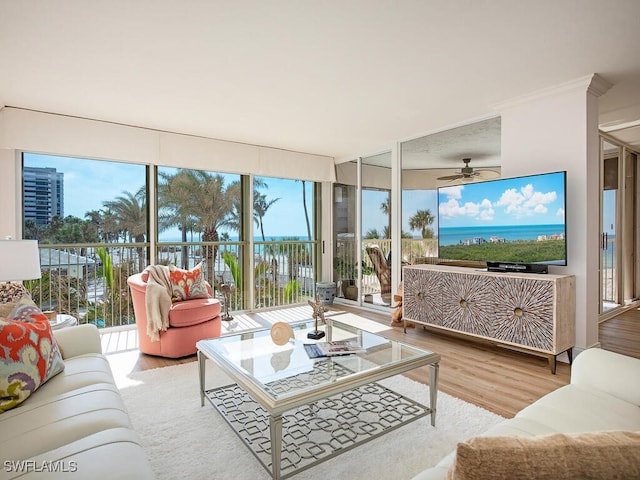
303,340,365,358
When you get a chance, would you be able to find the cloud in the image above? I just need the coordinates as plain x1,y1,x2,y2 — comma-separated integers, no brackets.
496,184,558,218
439,197,494,222
439,185,464,199
439,198,465,218
556,207,565,217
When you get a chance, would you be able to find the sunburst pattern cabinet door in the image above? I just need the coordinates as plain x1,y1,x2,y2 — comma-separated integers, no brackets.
491,277,554,351
403,268,443,326
439,272,494,337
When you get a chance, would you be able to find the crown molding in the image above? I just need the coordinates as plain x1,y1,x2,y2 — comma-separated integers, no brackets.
493,74,613,111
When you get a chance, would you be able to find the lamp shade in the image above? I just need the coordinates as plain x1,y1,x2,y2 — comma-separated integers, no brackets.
0,239,42,282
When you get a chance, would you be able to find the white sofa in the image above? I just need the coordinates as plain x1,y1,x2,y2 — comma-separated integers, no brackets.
413,347,640,479
0,324,155,479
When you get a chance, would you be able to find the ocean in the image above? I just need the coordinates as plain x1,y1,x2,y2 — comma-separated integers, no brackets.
438,224,565,246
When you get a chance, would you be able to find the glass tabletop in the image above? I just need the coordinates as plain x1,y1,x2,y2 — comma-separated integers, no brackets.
197,314,438,403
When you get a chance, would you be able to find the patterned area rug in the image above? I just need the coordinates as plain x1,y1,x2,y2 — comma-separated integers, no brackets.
118,360,504,480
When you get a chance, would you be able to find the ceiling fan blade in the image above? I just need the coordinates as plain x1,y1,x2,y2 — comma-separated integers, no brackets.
474,169,501,180
437,173,463,181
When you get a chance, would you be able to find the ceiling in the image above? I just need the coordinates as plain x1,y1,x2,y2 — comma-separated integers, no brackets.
1,1,639,163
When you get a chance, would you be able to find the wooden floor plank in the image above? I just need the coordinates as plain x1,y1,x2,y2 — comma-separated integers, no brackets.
100,303,639,419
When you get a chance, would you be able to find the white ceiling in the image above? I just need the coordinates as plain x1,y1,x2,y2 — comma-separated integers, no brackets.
1,0,639,163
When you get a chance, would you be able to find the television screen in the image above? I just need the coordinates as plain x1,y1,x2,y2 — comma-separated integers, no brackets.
437,171,567,267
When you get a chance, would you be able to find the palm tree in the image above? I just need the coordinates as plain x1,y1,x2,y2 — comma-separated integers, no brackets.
254,193,281,241
226,177,268,236
409,209,435,238
99,209,120,243
103,187,147,270
181,171,234,282
365,228,382,239
158,170,199,268
297,180,312,240
381,196,390,216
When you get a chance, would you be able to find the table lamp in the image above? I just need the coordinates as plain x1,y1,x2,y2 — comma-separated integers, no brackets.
0,239,42,303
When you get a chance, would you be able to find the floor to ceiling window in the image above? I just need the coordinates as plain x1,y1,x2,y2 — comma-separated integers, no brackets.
333,161,358,302
20,153,321,325
157,166,243,307
252,175,317,309
600,136,639,316
361,152,392,307
22,152,148,326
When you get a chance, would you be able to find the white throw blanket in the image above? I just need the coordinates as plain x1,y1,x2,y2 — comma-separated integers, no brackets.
144,265,172,342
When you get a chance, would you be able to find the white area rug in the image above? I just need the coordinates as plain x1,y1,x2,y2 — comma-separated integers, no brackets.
118,361,504,480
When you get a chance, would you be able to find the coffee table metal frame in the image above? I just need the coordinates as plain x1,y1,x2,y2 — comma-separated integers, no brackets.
197,316,440,479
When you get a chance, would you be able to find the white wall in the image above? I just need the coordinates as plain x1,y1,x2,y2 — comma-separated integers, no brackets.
498,74,611,350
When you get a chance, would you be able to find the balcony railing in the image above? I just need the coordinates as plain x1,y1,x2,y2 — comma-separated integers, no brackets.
334,238,440,299
27,240,319,328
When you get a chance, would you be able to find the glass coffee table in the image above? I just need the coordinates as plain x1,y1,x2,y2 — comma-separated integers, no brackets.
197,314,440,479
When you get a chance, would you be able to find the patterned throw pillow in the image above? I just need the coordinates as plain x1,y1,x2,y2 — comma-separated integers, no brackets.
7,296,49,322
0,316,65,412
168,262,210,302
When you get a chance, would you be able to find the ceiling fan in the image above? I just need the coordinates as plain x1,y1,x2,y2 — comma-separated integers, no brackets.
437,158,498,182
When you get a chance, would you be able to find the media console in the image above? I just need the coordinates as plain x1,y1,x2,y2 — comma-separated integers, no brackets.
402,264,575,373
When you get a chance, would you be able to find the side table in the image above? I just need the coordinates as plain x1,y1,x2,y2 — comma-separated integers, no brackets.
50,313,78,330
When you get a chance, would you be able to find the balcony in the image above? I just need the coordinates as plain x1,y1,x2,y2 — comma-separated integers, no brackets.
28,239,319,328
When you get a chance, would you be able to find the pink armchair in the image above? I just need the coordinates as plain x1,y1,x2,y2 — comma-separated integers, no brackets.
127,272,222,358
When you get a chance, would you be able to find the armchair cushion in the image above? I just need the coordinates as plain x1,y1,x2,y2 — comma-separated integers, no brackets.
168,262,210,302
169,297,222,327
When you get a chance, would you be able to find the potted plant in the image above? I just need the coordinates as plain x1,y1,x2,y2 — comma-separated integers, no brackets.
333,257,373,301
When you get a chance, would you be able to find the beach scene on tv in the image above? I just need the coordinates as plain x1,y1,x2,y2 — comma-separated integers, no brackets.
437,171,567,265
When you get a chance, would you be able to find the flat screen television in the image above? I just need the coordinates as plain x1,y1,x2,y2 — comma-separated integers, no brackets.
437,171,567,273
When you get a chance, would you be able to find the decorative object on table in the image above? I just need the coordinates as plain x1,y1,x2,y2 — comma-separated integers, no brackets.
219,283,233,321
303,340,365,358
270,322,294,345
307,295,327,339
0,238,42,304
315,282,336,305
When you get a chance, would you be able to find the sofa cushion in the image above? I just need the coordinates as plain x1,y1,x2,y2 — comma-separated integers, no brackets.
9,427,156,479
169,297,221,327
446,430,640,480
168,262,210,302
513,383,640,433
0,316,65,412
0,383,132,460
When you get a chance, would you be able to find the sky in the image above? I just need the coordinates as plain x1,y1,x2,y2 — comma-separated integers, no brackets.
438,172,566,228
23,153,314,240
361,189,439,238
21,154,615,239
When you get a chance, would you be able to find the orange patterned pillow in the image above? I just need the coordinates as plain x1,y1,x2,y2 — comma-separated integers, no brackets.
168,262,210,302
0,317,65,412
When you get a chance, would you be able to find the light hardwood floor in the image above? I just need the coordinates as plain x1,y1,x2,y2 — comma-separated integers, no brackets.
101,303,640,419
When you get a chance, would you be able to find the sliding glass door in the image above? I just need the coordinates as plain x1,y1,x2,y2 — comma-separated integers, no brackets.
333,153,394,309
600,136,639,315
